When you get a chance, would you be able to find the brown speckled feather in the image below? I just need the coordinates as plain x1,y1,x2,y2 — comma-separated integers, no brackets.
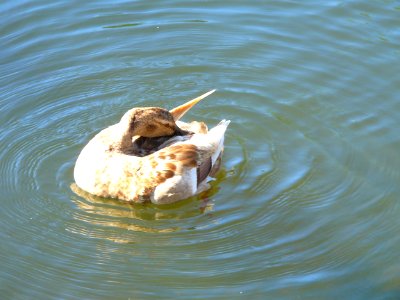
129,144,200,200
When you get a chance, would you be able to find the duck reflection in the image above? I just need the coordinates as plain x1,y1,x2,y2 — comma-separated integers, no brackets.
69,176,223,236
68,171,224,243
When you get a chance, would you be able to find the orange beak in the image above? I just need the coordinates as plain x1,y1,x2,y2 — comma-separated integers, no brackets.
170,89,216,121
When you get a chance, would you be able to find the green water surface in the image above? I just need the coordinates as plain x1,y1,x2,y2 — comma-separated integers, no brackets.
1,1,400,299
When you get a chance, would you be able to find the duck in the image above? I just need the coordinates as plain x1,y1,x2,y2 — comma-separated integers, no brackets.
73,90,230,204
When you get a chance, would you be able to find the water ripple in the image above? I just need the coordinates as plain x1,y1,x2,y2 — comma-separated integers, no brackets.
1,0,400,298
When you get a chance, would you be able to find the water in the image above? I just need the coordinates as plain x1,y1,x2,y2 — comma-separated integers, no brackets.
1,0,400,299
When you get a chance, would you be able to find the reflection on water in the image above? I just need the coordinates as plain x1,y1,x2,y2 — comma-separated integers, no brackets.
68,173,221,241
69,193,180,243
70,183,216,221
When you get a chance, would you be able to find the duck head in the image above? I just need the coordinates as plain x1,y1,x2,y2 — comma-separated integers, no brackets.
120,89,216,138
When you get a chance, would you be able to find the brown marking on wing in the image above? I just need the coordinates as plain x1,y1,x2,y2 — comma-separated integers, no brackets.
181,158,197,167
165,162,177,171
116,143,202,202
167,144,199,168
152,169,175,184
161,169,175,180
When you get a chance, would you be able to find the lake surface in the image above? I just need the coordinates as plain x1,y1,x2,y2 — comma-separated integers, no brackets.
1,0,400,299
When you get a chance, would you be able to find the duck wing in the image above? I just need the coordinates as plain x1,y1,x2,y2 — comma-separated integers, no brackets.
135,120,230,204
